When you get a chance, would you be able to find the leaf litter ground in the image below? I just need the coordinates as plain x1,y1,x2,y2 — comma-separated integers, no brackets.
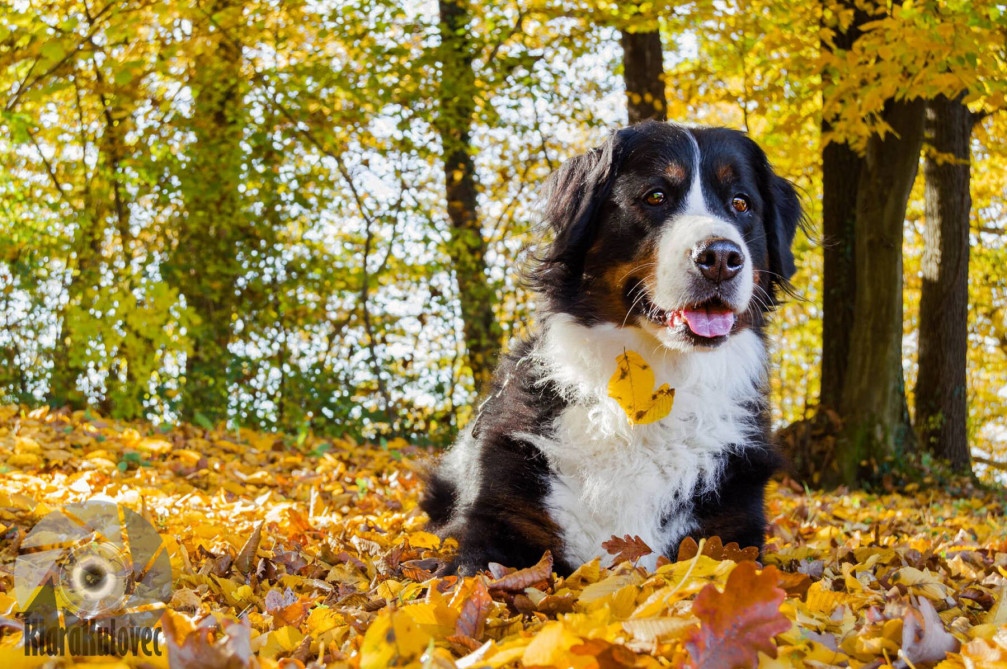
0,405,1005,668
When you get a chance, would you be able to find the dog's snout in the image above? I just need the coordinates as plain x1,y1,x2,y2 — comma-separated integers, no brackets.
692,238,744,283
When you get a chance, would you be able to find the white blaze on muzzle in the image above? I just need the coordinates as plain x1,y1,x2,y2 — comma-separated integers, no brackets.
653,214,755,320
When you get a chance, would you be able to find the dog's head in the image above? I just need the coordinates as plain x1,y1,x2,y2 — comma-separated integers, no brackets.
530,121,803,351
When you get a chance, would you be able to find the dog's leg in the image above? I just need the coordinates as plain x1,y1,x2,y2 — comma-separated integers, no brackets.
686,447,780,558
451,500,567,576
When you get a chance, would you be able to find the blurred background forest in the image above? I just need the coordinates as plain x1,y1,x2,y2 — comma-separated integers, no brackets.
1,0,1006,485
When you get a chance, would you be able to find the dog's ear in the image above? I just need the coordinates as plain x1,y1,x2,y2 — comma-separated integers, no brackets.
531,131,627,297
764,174,802,290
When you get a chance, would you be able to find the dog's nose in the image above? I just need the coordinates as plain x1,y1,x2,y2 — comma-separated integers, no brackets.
692,238,744,283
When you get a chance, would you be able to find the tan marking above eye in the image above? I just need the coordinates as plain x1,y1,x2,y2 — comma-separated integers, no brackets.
717,164,736,181
665,163,686,182
732,196,749,213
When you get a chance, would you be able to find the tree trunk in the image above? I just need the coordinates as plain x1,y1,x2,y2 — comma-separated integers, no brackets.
915,93,973,473
820,139,862,411
836,98,925,485
49,212,102,410
165,2,245,423
437,0,501,394
819,0,866,412
620,28,666,124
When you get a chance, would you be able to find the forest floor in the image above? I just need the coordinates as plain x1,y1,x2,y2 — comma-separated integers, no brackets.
0,405,1005,668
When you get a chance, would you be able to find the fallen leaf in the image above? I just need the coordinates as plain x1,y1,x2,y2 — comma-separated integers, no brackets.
455,578,492,640
686,561,790,668
360,608,429,669
603,534,654,565
677,535,759,563
898,597,959,667
235,521,264,576
488,550,553,592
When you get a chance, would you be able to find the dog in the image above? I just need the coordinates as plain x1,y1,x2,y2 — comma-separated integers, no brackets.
421,121,802,575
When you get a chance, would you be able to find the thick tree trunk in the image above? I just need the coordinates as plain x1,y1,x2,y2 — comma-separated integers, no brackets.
836,98,925,485
915,93,973,473
437,0,501,394
165,2,245,423
620,28,666,124
819,0,866,412
820,139,862,411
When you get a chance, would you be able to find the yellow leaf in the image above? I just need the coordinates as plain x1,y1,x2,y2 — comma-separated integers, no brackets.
360,609,429,669
305,606,342,636
986,585,1007,625
408,531,441,549
622,616,695,642
522,622,580,666
607,350,675,424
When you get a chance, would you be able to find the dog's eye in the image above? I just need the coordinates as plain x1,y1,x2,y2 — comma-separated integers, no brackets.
644,190,666,206
731,196,750,213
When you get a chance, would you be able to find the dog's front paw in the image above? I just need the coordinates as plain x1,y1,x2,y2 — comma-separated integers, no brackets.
452,558,486,577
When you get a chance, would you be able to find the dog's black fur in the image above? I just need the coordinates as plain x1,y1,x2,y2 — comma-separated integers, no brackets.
422,121,802,575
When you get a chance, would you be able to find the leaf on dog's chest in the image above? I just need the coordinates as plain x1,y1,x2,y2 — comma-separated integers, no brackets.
607,350,675,424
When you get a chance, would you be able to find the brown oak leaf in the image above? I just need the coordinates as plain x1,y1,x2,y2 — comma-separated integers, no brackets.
685,562,790,668
603,534,654,565
488,550,553,592
676,536,759,563
455,578,492,640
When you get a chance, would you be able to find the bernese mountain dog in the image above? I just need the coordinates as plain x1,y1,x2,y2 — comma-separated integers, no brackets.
422,120,803,575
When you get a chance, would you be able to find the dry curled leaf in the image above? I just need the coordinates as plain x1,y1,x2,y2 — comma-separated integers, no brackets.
686,561,790,668
603,534,654,565
163,611,252,669
455,578,492,640
235,520,264,576
677,535,759,563
488,550,553,592
898,597,959,667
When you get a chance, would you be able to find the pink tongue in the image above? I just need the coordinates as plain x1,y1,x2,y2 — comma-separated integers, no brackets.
681,308,735,338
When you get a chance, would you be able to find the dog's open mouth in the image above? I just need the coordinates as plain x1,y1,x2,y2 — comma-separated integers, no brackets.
672,302,735,338
629,281,735,340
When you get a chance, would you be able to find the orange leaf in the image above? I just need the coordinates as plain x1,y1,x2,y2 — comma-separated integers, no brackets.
571,639,639,668
455,578,492,640
685,562,789,668
776,571,813,600
488,551,553,592
602,534,654,565
676,536,758,563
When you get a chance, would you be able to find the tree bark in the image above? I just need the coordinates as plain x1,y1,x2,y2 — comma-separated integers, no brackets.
819,0,866,412
437,0,501,394
620,28,666,124
836,98,925,485
165,1,245,423
915,93,973,473
820,139,862,411
49,211,102,410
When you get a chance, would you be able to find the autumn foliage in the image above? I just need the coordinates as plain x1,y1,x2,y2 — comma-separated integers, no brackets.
0,405,1005,667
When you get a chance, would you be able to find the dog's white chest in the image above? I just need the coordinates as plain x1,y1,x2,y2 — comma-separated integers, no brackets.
527,317,766,569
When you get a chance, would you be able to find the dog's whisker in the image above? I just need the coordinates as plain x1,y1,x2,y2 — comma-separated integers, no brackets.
622,283,652,328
